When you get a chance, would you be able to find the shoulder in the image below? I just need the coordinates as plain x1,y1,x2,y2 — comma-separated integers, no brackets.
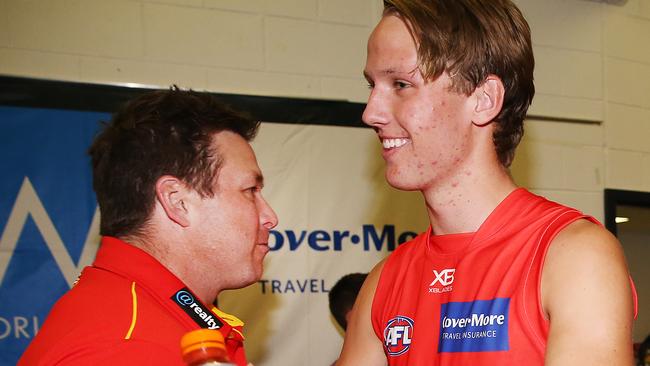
542,219,631,309
541,219,635,363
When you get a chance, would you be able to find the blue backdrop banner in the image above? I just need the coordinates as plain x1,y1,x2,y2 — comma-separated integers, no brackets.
0,106,106,365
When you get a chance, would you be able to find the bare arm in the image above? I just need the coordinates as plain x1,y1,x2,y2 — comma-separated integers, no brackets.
336,259,388,366
542,219,635,366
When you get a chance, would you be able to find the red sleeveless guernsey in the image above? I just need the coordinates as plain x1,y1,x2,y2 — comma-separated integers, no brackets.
372,188,596,365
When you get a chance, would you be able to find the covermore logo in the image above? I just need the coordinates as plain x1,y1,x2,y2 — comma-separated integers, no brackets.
269,225,417,252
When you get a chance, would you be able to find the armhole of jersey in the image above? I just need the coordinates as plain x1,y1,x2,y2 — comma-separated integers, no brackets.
370,250,402,342
370,257,389,342
525,211,595,345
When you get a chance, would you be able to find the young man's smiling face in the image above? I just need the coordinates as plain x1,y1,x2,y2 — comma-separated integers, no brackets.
363,15,477,193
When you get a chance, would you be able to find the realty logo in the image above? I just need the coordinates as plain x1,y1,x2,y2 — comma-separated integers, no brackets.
429,268,455,294
171,288,223,330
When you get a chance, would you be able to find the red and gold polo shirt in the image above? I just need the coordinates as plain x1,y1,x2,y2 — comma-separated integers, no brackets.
19,237,247,366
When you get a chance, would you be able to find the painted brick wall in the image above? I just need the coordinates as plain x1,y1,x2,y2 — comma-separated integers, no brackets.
0,0,649,216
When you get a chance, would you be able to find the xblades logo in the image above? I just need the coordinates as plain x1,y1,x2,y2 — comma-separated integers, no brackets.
429,268,455,294
171,288,223,330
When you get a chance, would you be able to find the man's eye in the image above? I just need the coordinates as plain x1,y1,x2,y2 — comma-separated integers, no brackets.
395,81,409,89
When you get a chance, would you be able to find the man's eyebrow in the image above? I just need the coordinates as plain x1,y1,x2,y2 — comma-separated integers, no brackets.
255,173,264,186
363,68,402,79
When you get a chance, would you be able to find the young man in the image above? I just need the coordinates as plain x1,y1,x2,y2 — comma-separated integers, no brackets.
19,88,278,366
338,1,637,365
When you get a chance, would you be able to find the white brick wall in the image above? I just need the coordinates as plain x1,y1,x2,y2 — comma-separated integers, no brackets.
0,0,649,199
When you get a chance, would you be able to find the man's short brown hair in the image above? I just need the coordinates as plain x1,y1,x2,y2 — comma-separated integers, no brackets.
89,87,260,238
383,0,535,167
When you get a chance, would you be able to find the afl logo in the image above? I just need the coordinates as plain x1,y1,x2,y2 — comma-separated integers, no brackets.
176,290,194,306
383,316,414,356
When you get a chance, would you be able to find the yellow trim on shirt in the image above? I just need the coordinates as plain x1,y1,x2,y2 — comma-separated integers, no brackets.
124,281,138,340
211,306,245,328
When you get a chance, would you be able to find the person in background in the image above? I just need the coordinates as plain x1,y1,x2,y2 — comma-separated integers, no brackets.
638,335,650,366
19,88,277,366
329,273,368,333
338,1,637,365
329,273,367,366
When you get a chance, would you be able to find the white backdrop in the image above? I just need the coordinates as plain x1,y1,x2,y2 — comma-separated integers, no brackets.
220,123,429,365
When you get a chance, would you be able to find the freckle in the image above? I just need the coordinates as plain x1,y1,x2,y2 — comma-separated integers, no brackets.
431,161,438,166
451,182,458,188
465,171,471,176
417,162,424,169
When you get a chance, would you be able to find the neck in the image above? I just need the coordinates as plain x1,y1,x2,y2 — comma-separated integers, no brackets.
124,231,220,305
422,160,517,235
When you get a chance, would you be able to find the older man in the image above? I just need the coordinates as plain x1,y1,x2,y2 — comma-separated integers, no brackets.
20,88,277,366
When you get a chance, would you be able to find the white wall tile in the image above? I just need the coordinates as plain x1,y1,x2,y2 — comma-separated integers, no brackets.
0,48,80,80
535,46,603,99
606,149,647,190
511,140,565,189
265,17,320,74
605,13,650,64
207,68,320,98
644,153,650,187
142,0,203,6
606,58,650,109
203,0,264,12
524,118,603,146
79,57,207,90
529,94,604,122
0,0,8,47
320,77,368,103
605,103,650,152
143,4,264,69
319,0,372,26
265,0,318,19
642,0,650,18
605,0,642,17
7,0,142,58
316,23,370,78
515,0,602,52
562,146,605,191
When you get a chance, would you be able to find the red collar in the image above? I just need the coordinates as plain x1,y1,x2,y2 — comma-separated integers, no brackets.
92,237,241,340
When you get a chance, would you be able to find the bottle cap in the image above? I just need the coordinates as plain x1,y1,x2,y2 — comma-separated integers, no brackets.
180,329,226,355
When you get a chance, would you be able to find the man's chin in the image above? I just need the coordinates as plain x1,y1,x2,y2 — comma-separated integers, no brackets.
386,173,422,192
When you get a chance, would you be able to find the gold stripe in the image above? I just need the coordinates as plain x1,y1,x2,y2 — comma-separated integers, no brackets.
124,281,138,340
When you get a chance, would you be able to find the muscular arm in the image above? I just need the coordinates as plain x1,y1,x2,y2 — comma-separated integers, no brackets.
542,219,635,366
336,259,388,366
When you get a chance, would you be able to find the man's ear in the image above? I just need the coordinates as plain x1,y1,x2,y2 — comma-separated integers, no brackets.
471,75,505,127
155,175,191,228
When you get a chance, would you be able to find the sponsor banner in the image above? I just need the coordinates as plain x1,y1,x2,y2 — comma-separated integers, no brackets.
0,106,104,365
438,298,510,353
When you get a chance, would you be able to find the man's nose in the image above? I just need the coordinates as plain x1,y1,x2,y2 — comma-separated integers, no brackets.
362,88,389,129
260,197,278,230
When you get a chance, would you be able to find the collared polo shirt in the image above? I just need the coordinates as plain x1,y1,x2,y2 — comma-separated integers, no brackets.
19,237,247,366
